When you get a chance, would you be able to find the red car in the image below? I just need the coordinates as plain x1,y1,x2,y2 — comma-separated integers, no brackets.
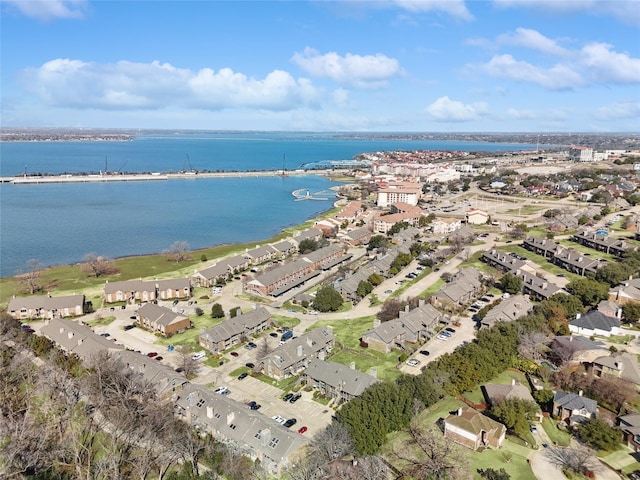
147,352,158,358
230,352,239,357
297,426,308,434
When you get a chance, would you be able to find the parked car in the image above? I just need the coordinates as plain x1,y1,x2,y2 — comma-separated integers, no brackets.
246,342,257,349
238,372,248,380
155,356,163,361
214,386,229,395
445,327,456,333
245,362,255,369
100,333,110,337
147,352,158,358
283,393,294,402
230,351,239,357
437,334,449,341
289,393,302,403
298,426,308,434
420,350,430,356
406,359,420,367
272,415,286,424
384,289,392,294
269,332,278,337
175,367,184,373
124,324,136,331
249,401,261,410
283,418,297,428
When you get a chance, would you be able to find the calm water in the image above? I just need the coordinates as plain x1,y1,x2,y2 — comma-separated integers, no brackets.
0,132,536,278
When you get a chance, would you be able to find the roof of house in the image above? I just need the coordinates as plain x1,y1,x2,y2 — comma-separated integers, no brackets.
482,294,533,326
194,262,230,280
302,244,343,264
155,277,191,290
200,306,271,343
445,407,506,440
249,258,312,289
553,391,598,414
263,328,335,370
553,335,608,353
304,359,378,397
593,352,640,386
41,317,123,360
137,302,189,327
245,245,277,260
114,349,188,395
271,240,297,253
8,294,85,311
570,310,621,332
483,381,536,405
362,319,405,344
175,383,307,462
342,227,372,242
104,279,155,294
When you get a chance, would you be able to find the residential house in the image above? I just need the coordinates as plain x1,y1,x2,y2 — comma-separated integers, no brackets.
341,227,373,246
293,228,323,244
481,249,526,274
431,267,482,309
523,236,562,259
335,200,364,222
518,271,565,300
8,294,86,320
174,383,307,476
361,302,441,353
361,319,407,353
270,240,298,259
465,208,489,225
302,244,349,271
431,217,462,235
258,327,335,380
115,349,188,398
609,278,640,305
136,302,191,337
618,413,640,451
243,245,279,265
591,352,640,388
198,306,271,353
483,380,538,407
552,247,603,276
571,231,631,256
192,263,231,287
245,258,319,297
301,359,378,404
551,336,609,365
444,407,506,450
41,317,123,361
553,391,598,425
104,279,157,303
155,278,191,300
480,294,533,329
569,310,621,338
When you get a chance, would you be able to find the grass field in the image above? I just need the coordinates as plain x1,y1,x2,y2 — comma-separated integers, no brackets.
541,417,571,446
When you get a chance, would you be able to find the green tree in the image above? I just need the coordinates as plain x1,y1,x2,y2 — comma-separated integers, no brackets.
313,285,343,312
623,301,640,322
367,235,389,250
578,418,621,452
498,273,523,294
566,278,610,307
490,399,540,439
533,388,554,407
298,238,318,254
368,273,384,286
356,281,373,298
388,221,409,235
595,262,634,287
478,468,511,480
211,303,225,319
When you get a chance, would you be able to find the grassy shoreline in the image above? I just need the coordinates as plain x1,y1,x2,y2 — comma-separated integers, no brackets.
0,202,345,308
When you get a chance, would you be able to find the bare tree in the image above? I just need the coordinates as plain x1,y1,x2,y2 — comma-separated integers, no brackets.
176,345,200,378
517,331,550,362
164,240,191,263
332,456,390,480
544,445,600,475
256,336,272,361
308,422,355,462
17,258,45,294
391,421,470,480
286,456,325,480
81,252,119,278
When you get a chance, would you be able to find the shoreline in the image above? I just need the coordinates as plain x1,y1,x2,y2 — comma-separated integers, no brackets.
0,195,344,305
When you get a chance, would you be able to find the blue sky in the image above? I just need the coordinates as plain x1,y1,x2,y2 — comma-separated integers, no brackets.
1,0,639,132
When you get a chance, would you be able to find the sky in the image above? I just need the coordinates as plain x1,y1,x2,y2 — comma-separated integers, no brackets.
1,0,639,132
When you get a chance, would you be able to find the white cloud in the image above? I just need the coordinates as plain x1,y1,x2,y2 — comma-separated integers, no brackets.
497,28,570,57
506,108,536,120
492,0,640,27
426,96,487,122
481,54,584,90
392,0,473,21
291,47,403,88
580,43,640,84
21,59,322,111
331,88,353,109
2,0,87,21
593,101,640,120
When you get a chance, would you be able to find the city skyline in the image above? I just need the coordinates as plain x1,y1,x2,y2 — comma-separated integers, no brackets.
1,0,639,132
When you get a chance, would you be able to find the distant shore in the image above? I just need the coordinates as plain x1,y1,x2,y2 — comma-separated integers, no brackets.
2,169,344,185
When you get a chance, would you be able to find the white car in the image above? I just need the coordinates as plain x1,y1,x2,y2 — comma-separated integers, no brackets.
406,359,420,367
437,334,449,341
271,415,286,424
214,386,229,395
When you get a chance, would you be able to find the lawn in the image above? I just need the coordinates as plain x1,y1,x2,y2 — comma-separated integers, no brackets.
383,395,537,480
601,447,640,474
305,315,404,382
498,245,581,279
541,417,571,446
155,314,226,351
555,239,617,263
